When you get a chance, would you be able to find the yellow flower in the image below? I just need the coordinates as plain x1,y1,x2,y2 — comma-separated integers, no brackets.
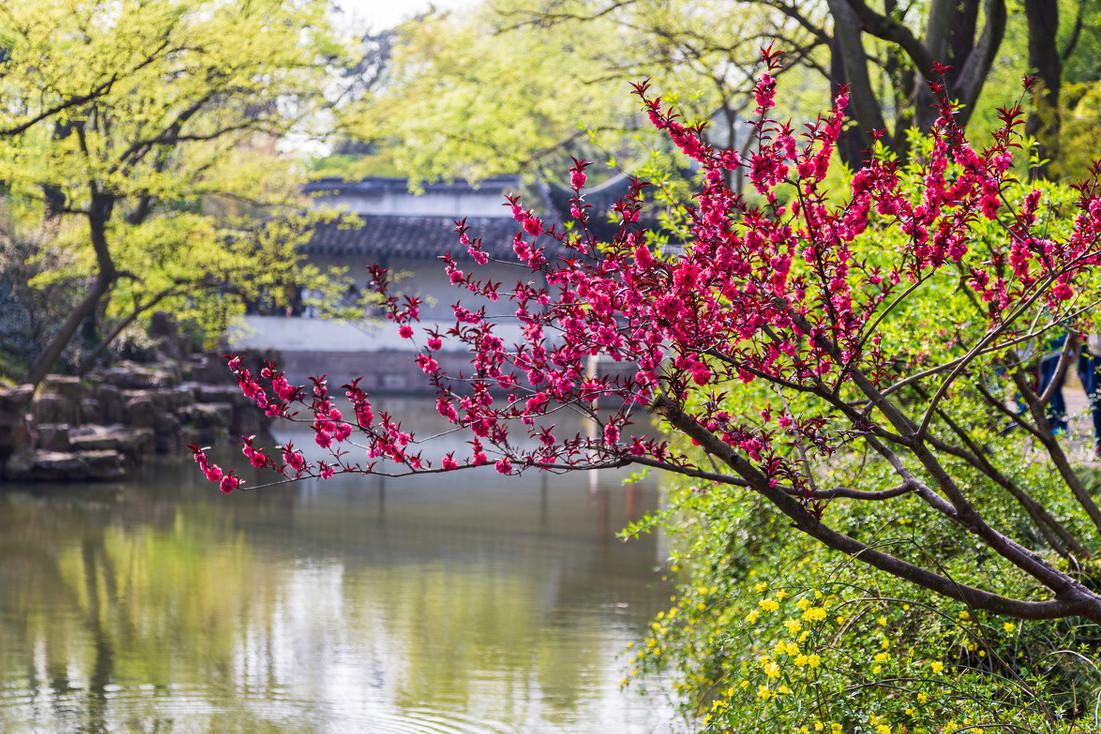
796,598,812,610
745,609,761,624
874,652,889,663
875,725,891,734
807,654,821,668
917,692,928,704
757,685,772,700
764,661,781,679
784,619,803,635
814,723,824,732
880,638,890,650
754,581,768,593
876,616,888,626
803,606,827,622
1003,622,1015,633
760,598,780,613
872,665,882,674
776,590,789,601
930,661,944,674
958,610,970,620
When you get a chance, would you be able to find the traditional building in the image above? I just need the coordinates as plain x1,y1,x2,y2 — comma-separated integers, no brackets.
231,176,547,390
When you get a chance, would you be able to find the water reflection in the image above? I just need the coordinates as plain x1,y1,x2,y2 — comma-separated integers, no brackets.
0,400,675,733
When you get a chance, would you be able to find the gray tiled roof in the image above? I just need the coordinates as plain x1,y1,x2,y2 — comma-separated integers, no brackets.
302,215,565,261
304,175,521,197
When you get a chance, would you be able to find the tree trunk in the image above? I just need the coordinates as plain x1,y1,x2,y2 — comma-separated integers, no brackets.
829,34,872,168
25,195,116,388
1024,0,1061,179
827,0,888,151
76,288,177,375
25,272,114,387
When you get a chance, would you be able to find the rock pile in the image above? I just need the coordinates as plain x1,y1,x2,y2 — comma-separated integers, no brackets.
0,353,273,482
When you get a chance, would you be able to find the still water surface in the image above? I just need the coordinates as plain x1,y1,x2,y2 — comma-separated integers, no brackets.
0,399,677,733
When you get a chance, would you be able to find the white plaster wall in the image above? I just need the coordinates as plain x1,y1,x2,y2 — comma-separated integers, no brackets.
309,255,532,320
315,191,510,218
229,316,527,353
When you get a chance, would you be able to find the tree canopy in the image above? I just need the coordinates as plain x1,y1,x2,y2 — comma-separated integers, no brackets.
0,0,350,384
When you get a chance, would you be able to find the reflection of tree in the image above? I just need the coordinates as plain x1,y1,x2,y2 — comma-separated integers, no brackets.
0,494,278,732
0,461,672,733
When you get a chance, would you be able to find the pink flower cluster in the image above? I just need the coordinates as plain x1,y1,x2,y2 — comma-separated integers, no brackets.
195,49,1101,500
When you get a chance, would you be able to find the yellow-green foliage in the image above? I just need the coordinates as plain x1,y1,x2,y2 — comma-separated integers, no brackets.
0,0,352,343
339,0,830,187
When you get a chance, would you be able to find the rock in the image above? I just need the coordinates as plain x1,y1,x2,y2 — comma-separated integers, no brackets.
170,385,196,409
179,425,200,449
125,394,158,428
32,393,77,425
5,450,88,481
42,375,84,405
186,403,234,445
0,385,34,416
0,385,33,460
81,449,127,480
153,414,182,454
93,384,127,424
189,355,227,384
0,420,30,462
3,448,127,481
98,362,177,390
81,397,101,424
232,405,263,437
69,425,154,461
193,384,242,404
34,423,71,452
3,449,34,479
191,402,233,429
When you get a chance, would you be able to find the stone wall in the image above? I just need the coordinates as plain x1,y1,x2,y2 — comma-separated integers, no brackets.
0,353,274,483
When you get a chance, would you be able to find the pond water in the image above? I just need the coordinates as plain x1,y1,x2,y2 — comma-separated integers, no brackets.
0,399,678,733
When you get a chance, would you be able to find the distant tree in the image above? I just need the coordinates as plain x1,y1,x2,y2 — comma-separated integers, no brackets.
351,0,1098,180
341,0,825,190
0,0,349,386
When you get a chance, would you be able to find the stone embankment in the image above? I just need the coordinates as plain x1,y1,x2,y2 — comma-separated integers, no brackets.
0,355,271,482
